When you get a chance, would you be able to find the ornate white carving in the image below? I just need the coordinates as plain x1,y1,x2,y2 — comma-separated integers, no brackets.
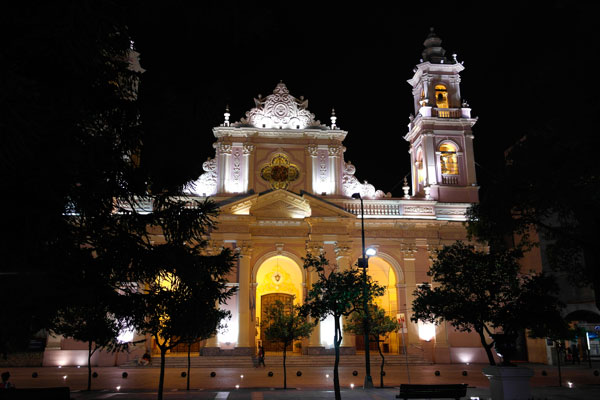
318,149,328,185
190,157,217,196
217,143,232,154
236,82,324,130
341,161,389,199
404,205,435,215
328,145,344,157
243,143,255,154
231,146,243,185
306,144,318,156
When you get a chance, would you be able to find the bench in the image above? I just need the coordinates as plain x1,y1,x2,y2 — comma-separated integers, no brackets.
396,383,468,399
0,387,70,399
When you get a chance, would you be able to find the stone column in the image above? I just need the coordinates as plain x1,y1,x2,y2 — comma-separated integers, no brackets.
215,142,232,194
335,242,355,352
236,243,253,355
306,240,325,354
401,246,420,347
243,143,255,192
328,145,344,195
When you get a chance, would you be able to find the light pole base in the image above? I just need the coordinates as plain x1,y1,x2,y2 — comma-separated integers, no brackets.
363,375,373,388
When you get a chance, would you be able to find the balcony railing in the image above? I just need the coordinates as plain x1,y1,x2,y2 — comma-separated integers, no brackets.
433,108,462,118
441,175,459,185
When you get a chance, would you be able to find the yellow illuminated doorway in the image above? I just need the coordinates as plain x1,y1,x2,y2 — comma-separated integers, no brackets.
260,293,294,351
355,256,399,353
255,255,303,351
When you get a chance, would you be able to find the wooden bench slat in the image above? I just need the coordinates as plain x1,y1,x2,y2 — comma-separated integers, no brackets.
397,383,468,399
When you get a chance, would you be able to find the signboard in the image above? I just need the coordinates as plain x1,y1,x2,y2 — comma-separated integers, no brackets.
397,313,407,333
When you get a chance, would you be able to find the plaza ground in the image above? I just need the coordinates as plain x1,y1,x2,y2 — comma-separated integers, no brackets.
3,361,600,399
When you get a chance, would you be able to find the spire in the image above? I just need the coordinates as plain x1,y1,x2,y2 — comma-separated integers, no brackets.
421,27,447,64
330,108,337,129
223,105,230,127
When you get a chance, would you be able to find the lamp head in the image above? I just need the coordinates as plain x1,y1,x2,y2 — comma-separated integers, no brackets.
351,193,361,200
366,247,377,257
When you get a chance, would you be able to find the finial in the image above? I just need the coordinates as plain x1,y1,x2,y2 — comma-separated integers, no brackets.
402,177,411,199
330,108,337,129
452,53,458,63
223,105,230,127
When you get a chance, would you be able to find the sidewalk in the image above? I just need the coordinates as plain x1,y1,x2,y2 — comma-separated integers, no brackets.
3,362,600,399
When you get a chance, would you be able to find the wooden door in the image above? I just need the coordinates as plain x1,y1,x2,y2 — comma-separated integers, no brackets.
261,293,294,352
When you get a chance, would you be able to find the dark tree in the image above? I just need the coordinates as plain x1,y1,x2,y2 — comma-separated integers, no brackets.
263,298,313,389
467,116,600,309
412,241,567,366
125,198,236,400
302,253,384,400
345,304,399,388
0,0,146,355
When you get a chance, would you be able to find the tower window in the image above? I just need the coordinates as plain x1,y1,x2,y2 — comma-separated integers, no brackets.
434,84,449,109
439,142,458,175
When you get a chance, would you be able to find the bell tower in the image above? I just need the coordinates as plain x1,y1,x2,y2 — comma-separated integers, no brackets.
404,28,478,203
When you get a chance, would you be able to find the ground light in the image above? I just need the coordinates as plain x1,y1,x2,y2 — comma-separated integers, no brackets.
567,381,574,388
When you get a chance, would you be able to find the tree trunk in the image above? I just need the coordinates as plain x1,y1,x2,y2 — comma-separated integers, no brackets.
377,338,384,388
556,344,562,387
333,316,341,400
477,329,496,365
283,341,287,389
187,343,191,391
158,346,167,400
87,340,92,391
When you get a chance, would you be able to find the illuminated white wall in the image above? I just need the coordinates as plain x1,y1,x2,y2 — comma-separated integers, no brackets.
218,291,239,348
320,315,343,349
223,143,249,194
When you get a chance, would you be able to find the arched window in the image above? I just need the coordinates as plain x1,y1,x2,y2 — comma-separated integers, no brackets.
434,84,449,108
439,142,458,175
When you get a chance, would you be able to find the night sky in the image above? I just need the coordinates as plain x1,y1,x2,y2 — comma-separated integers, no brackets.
128,1,590,197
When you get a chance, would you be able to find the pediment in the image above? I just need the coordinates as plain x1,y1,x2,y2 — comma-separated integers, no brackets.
251,190,311,219
218,190,356,220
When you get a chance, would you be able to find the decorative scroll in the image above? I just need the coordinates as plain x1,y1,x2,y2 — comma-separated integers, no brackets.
260,153,300,190
191,157,217,196
341,161,389,199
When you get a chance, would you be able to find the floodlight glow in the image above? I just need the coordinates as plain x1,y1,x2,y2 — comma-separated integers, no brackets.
116,386,121,391
117,326,135,343
235,384,240,389
240,375,244,378
350,383,354,389
63,375,67,380
320,315,338,348
418,320,435,341
325,374,329,378
567,381,573,388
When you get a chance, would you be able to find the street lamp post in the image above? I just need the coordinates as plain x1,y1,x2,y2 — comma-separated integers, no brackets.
352,192,373,389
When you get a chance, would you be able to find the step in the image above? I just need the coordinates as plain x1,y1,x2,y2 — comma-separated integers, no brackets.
120,354,431,368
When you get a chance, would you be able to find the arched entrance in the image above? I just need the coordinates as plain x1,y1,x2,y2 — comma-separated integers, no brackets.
254,255,304,352
355,255,401,354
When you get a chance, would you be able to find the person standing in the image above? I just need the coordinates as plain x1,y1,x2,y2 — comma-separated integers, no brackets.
0,372,14,389
258,344,266,367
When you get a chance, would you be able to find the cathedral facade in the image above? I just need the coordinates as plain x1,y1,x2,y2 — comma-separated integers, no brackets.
181,30,516,364
43,31,548,366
